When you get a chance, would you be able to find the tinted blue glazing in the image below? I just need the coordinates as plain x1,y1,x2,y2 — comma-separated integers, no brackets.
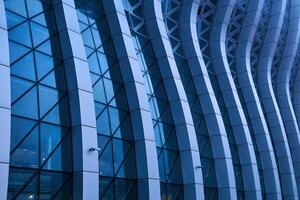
197,0,245,198
74,0,137,199
5,0,73,199
161,0,218,199
123,0,184,199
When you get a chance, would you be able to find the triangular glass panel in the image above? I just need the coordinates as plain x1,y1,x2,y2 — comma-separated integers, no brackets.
10,125,39,168
36,36,61,58
51,176,72,200
115,179,136,200
42,96,70,126
7,168,35,199
26,0,44,17
103,78,117,103
113,139,130,175
40,65,67,91
35,51,56,80
96,107,110,135
12,86,38,119
5,0,27,17
31,12,49,28
157,147,166,181
88,51,101,75
11,52,36,81
98,140,113,176
31,21,51,47
97,52,109,74
108,107,122,134
42,135,72,172
9,21,32,47
113,116,132,140
99,177,114,200
11,76,34,103
40,123,67,165
9,41,31,63
166,152,182,184
93,79,107,104
82,28,94,48
6,11,26,29
38,85,61,118
11,116,36,150
115,142,136,179
90,73,101,86
14,174,38,200
39,172,69,199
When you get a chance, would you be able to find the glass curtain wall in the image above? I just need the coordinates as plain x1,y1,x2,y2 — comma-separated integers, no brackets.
5,0,73,199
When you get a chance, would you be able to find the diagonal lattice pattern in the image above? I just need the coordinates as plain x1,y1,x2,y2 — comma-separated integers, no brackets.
75,0,137,199
5,0,73,199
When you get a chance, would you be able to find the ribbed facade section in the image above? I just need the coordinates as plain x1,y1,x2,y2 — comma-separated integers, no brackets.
1,0,300,199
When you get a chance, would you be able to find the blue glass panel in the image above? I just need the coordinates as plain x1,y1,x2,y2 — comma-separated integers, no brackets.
11,76,34,103
42,135,72,172
6,10,26,29
6,0,72,198
35,51,56,80
38,85,61,118
40,123,65,164
99,177,114,199
26,0,44,17
96,107,110,135
10,126,39,168
99,138,114,176
5,0,27,17
12,86,39,119
11,52,36,81
31,22,51,47
11,116,36,150
7,168,35,199
9,21,31,47
9,41,31,64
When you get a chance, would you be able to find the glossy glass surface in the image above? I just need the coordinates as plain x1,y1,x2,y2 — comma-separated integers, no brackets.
5,0,73,199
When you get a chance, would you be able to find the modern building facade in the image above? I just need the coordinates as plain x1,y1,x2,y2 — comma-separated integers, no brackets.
1,0,300,199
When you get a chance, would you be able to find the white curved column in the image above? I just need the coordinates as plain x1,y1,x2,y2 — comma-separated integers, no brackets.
235,0,282,198
52,1,99,199
294,66,300,129
101,1,161,199
275,0,300,194
0,1,10,199
210,0,262,199
256,0,298,198
143,0,204,199
180,0,236,199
